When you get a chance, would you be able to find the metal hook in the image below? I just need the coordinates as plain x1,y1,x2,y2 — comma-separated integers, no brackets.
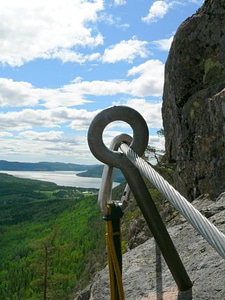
87,106,149,168
98,133,132,217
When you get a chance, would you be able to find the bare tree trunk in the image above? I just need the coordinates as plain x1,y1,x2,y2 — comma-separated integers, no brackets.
43,246,48,300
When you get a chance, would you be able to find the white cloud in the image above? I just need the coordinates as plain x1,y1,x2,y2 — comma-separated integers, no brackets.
98,12,129,29
0,0,104,66
0,131,13,137
112,98,163,128
0,79,40,107
69,59,164,98
149,135,165,153
19,130,64,142
152,36,174,51
102,38,149,63
0,57,164,109
69,109,101,130
114,0,126,5
188,0,203,4
105,98,164,151
0,110,52,131
0,107,100,132
51,58,164,101
52,49,101,64
142,0,203,25
142,1,174,24
0,78,90,108
0,131,93,163
0,109,43,131
127,59,164,97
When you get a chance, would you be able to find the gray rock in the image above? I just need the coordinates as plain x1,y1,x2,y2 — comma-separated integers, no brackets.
75,193,225,299
162,0,225,200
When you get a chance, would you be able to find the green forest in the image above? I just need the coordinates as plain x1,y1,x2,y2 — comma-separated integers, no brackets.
0,173,106,300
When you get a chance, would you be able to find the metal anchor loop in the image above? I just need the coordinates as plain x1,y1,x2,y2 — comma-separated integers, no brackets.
87,106,149,168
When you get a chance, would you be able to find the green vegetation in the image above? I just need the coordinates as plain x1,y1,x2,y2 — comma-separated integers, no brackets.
0,149,178,299
0,174,105,300
203,57,225,86
189,100,200,120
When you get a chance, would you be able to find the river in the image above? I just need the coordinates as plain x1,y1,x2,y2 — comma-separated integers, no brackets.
0,170,120,189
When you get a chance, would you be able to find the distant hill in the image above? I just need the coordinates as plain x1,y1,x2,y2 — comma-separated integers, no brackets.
0,160,125,183
0,160,98,171
77,165,125,183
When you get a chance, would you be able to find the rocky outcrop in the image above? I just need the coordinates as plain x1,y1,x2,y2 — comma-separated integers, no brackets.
75,193,225,299
162,0,225,200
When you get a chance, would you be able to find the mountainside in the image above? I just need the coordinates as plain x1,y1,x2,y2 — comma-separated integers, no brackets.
0,160,125,183
77,166,125,183
0,173,106,300
0,160,96,171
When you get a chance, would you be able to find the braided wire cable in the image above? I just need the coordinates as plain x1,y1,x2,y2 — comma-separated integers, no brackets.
120,143,225,259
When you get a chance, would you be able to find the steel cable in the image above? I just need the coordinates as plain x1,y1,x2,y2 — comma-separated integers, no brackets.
120,143,225,259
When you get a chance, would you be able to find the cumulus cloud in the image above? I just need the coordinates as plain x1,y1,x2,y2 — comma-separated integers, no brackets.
68,59,164,98
142,1,174,24
108,98,164,151
0,109,55,131
0,0,104,66
114,0,126,5
19,130,64,142
127,59,164,97
52,49,101,63
0,131,13,137
148,135,165,152
0,107,100,131
102,38,149,63
152,36,174,51
188,0,203,4
142,0,202,25
98,12,129,29
0,79,40,107
0,97,164,163
0,57,164,109
0,131,93,163
0,78,90,108
69,109,101,130
112,98,163,128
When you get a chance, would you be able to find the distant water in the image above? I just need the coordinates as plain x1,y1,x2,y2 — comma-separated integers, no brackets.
0,170,120,189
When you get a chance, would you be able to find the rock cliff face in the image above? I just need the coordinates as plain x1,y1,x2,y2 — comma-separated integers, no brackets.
162,0,225,200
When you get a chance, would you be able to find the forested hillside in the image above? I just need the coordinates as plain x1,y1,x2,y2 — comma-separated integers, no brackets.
0,160,95,171
0,173,106,300
77,165,125,183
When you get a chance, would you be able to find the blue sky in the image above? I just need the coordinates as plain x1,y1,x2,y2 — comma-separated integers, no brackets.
0,0,203,165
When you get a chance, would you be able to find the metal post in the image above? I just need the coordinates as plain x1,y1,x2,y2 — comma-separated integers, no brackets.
119,155,192,291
